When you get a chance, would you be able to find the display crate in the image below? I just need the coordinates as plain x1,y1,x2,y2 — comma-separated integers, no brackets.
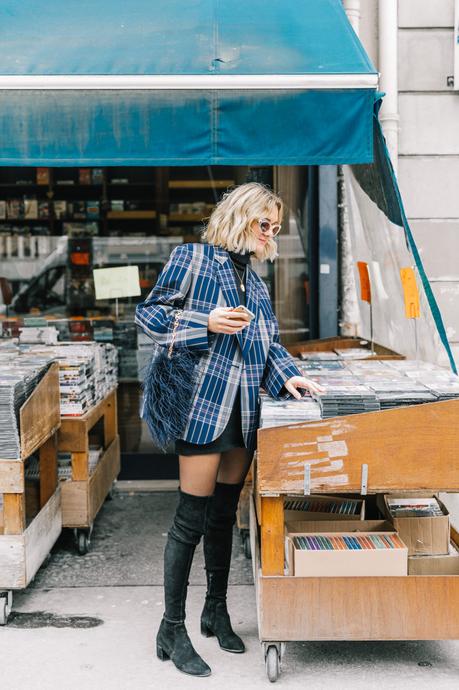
0,363,62,624
251,342,459,681
57,389,120,554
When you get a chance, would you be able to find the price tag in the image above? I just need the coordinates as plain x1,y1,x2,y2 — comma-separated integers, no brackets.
400,267,420,319
357,261,371,303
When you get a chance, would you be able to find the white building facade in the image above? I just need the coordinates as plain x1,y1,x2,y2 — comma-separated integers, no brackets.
346,0,459,366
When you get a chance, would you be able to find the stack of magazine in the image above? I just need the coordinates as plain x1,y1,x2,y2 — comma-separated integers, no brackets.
0,356,52,459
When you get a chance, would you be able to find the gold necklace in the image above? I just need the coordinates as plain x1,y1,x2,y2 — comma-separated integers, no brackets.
229,256,246,292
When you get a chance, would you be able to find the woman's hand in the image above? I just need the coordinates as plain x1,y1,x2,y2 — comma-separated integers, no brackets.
208,307,251,334
284,375,326,400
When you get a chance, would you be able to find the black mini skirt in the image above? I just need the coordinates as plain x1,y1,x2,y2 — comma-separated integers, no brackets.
175,389,246,456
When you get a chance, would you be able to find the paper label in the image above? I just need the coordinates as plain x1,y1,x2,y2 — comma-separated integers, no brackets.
400,267,420,319
93,265,141,300
357,261,371,303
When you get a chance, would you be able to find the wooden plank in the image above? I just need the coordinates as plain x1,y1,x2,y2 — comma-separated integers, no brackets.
168,212,210,222
60,480,89,527
58,418,88,453
103,390,118,447
286,337,403,359
3,493,26,535
257,399,459,495
236,482,252,531
0,461,23,493
258,574,459,641
106,210,157,219
71,452,89,481
24,487,61,586
39,433,58,508
0,534,26,589
19,362,60,459
88,436,120,525
260,496,284,576
58,389,118,452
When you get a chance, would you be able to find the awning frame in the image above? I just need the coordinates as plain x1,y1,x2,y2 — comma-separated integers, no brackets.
0,74,379,90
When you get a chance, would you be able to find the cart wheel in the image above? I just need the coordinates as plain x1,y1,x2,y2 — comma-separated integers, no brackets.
243,534,252,560
265,645,280,682
77,531,90,555
105,482,115,501
0,592,13,626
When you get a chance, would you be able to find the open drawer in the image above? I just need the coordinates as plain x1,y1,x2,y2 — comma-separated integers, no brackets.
257,399,459,495
250,495,459,641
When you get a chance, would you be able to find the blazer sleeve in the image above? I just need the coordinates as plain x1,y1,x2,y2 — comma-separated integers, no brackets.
261,302,303,400
135,243,212,352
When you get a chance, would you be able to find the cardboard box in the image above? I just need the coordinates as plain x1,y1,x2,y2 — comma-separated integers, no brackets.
286,519,394,535
286,528,408,577
408,540,459,575
284,494,365,523
378,493,449,556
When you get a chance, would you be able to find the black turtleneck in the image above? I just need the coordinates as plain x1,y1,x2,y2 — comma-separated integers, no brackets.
228,250,253,305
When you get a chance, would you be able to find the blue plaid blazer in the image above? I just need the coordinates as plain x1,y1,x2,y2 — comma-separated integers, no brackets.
135,242,302,452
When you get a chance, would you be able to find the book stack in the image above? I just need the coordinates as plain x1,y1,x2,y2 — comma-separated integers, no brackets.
17,342,118,416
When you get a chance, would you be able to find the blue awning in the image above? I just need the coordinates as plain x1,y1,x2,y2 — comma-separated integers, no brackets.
0,0,378,166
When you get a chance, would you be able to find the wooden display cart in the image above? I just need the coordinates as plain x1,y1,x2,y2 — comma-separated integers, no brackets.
0,362,62,625
57,388,120,555
251,340,459,681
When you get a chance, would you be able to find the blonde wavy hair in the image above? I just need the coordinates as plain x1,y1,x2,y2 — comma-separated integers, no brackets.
201,182,283,262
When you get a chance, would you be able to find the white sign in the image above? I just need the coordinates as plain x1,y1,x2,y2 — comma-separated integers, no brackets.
93,265,141,300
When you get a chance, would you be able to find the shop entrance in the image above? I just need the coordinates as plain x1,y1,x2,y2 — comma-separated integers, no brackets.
0,163,324,478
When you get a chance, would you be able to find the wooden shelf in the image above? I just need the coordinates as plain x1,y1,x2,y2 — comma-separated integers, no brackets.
108,182,154,187
168,180,234,189
106,211,157,220
58,389,120,530
168,212,209,222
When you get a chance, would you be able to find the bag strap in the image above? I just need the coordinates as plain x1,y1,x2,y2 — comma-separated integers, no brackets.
167,243,205,359
168,309,183,359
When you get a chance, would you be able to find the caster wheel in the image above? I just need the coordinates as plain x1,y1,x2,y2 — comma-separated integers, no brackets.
0,592,13,626
243,535,252,560
105,483,115,501
77,531,90,555
265,645,280,683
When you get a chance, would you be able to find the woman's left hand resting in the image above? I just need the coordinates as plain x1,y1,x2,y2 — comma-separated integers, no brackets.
284,376,326,400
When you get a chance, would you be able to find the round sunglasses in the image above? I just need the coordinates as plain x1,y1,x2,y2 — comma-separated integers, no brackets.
258,217,282,237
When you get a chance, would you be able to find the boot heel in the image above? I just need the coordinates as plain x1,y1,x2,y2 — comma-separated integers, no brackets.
157,644,170,661
201,621,214,638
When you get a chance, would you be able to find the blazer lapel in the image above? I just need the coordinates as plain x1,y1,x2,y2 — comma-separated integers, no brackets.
213,246,244,352
242,266,259,358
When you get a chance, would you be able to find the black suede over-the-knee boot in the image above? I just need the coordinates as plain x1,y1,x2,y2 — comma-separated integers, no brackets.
201,481,245,653
156,489,211,677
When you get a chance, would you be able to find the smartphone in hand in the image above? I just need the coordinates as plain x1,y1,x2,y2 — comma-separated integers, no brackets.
231,305,256,321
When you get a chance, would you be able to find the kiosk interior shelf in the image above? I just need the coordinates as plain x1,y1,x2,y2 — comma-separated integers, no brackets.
0,362,62,625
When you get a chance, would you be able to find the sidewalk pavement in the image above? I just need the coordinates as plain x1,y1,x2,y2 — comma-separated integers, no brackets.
1,491,458,690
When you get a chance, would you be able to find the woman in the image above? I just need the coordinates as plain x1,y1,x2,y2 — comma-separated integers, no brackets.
135,182,323,677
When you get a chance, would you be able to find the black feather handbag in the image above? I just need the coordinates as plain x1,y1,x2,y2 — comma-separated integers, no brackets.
141,309,200,451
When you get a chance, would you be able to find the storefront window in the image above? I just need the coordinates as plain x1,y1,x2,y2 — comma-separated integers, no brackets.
0,165,311,343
